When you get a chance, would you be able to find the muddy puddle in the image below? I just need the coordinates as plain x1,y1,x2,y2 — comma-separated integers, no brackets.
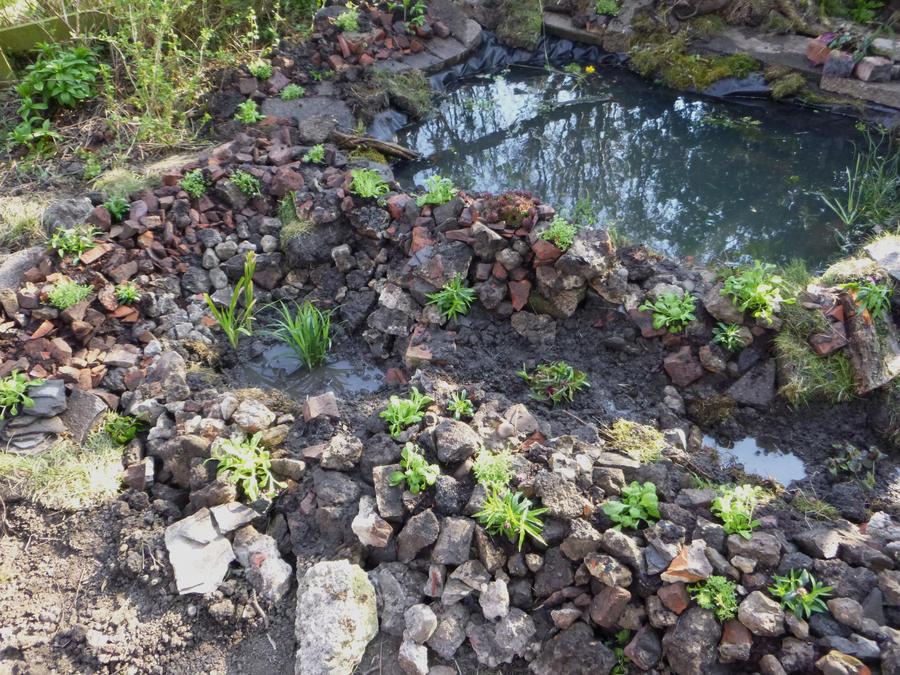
703,434,808,485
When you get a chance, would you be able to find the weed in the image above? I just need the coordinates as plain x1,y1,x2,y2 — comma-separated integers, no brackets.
334,3,360,30
601,419,665,463
390,0,427,30
448,389,475,420
235,99,265,124
769,569,833,619
426,275,476,322
538,216,578,252
104,197,130,222
596,0,621,14
472,448,513,492
230,170,261,197
46,280,93,309
390,442,440,493
518,361,589,407
712,484,761,539
0,371,45,419
603,481,660,530
103,413,146,445
247,59,272,80
639,292,696,333
841,278,893,322
208,431,286,502
203,252,256,349
416,175,458,207
349,168,390,199
608,629,632,675
827,442,886,491
722,261,795,322
475,490,547,550
49,225,100,265
303,144,326,163
281,83,306,100
689,575,739,621
181,169,209,198
849,0,885,22
268,301,333,368
115,282,142,306
792,492,840,520
380,387,434,437
712,322,745,353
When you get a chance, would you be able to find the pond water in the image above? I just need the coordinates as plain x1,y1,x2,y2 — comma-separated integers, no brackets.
703,434,807,485
234,344,384,398
396,66,860,267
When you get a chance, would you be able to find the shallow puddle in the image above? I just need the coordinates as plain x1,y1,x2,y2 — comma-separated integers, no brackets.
703,434,807,485
234,343,384,399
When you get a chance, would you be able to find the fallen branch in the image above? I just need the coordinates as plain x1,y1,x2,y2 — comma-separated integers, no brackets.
327,130,420,161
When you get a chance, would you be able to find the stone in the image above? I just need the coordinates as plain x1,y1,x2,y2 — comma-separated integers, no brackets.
398,637,428,675
879,570,900,606
824,50,856,78
533,471,590,520
865,235,900,285
704,282,745,324
480,579,510,621
601,529,643,570
590,585,631,628
0,246,44,292
426,603,469,660
827,597,873,633
726,531,781,568
584,554,632,587
815,650,870,675
295,561,378,675
780,637,816,672
373,464,405,521
232,398,276,432
466,608,535,667
398,509,440,562
431,517,475,565
320,433,363,470
370,563,425,637
738,591,785,636
351,495,393,548
657,583,690,614
232,526,292,603
664,346,704,387
59,388,107,444
530,622,616,675
209,502,259,533
433,419,481,463
312,467,360,506
404,603,438,643
560,519,602,560
43,198,93,232
718,618,753,662
661,540,712,583
302,391,339,421
624,625,662,670
510,311,556,346
23,379,66,417
533,547,574,598
855,55,892,82
661,607,723,675
726,360,776,408
164,509,235,594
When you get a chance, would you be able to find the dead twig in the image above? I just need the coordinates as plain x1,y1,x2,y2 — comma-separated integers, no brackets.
560,409,588,426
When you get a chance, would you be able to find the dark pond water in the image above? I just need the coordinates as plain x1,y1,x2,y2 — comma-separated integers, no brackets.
395,66,861,267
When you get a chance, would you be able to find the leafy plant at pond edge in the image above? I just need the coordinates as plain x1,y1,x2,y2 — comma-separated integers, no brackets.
769,569,833,619
203,252,257,349
712,484,761,539
235,99,265,124
447,389,475,420
268,300,333,368
639,292,696,332
50,225,101,264
840,278,893,322
538,216,577,252
230,170,261,197
104,413,147,445
280,84,306,100
472,448,513,492
380,387,434,437
389,442,439,493
181,169,209,198
475,490,547,550
247,59,272,80
303,144,325,163
689,575,739,621
426,275,476,322
603,481,660,530
712,322,745,352
416,175,458,207
721,261,795,322
115,282,142,305
827,442,886,491
208,431,286,502
349,168,390,199
104,197,130,222
390,0,427,30
518,361,589,406
46,280,93,309
0,371,45,419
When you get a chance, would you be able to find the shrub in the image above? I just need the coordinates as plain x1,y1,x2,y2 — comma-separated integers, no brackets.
235,99,265,124
472,448,513,492
689,576,738,621
303,144,325,163
208,431,286,501
722,261,795,322
115,282,142,306
0,371,45,419
475,490,547,550
203,252,256,349
639,292,696,332
380,387,433,437
595,0,620,14
46,280,93,309
602,481,660,530
268,300,333,368
539,216,577,251
230,170,261,197
426,275,476,322
712,484,761,539
769,569,833,619
49,225,100,265
281,83,306,100
447,389,475,420
103,197,130,222
712,322,744,352
416,175,457,207
349,168,390,198
389,442,439,493
247,59,272,80
181,169,209,198
518,361,589,406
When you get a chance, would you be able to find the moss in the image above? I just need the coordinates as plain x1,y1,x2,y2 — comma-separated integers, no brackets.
820,257,881,285
602,418,665,463
231,387,300,415
629,36,760,91
183,339,223,369
496,0,542,51
372,68,433,120
685,15,727,37
764,10,795,33
770,72,806,100
689,395,737,426
349,147,388,164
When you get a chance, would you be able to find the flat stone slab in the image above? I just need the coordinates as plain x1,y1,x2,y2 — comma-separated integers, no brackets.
865,235,900,284
543,12,605,47
821,75,900,111
261,96,354,130
164,508,235,595
700,29,820,77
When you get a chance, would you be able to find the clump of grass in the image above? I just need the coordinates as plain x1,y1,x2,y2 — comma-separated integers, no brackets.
349,168,390,199
416,175,457,207
104,412,146,445
0,196,49,249
792,491,840,520
475,489,547,550
49,225,101,265
689,575,738,621
602,419,665,463
268,300,333,368
91,169,152,201
46,280,93,309
447,389,474,420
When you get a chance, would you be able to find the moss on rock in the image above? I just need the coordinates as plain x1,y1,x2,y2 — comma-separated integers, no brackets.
496,0,543,51
371,68,433,120
770,72,806,100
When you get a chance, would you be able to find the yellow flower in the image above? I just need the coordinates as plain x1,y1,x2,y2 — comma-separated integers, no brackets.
585,65,596,74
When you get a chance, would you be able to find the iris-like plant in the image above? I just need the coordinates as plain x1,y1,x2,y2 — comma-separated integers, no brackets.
769,569,833,619
518,361,589,406
203,252,256,349
349,168,390,199
50,224,100,264
416,175,457,207
426,275,476,322
447,389,474,420
0,371,45,419
712,484,761,539
208,431,286,502
389,442,439,493
841,278,893,322
268,300,333,368
115,282,142,305
639,292,696,333
46,280,93,309
475,490,547,550
380,387,433,437
602,481,660,530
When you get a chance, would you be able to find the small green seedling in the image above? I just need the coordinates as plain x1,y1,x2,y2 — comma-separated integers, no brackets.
426,275,476,322
247,59,272,80
380,387,433,437
475,490,547,550
46,280,93,309
50,224,100,264
602,481,660,530
230,170,261,197
721,261,795,322
416,175,457,207
518,361,589,406
281,84,306,100
827,442,886,491
639,292,696,333
389,442,439,493
115,282,142,305
841,278,893,322
235,99,265,124
538,216,577,251
104,413,146,445
303,144,325,163
689,575,738,621
208,431,286,502
447,389,474,420
712,484,761,539
103,197,130,222
349,168,390,199
712,322,744,352
203,252,256,349
472,448,512,493
181,169,209,198
390,0,426,31
0,371,45,419
769,569,833,619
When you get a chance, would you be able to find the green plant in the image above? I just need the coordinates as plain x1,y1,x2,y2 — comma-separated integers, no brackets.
595,0,620,14
689,576,738,621
49,225,100,264
46,280,93,309
235,99,265,124
603,481,660,530
601,419,664,463
390,0,427,30
792,492,840,520
0,371,45,419
181,169,209,198
303,144,325,163
203,252,257,349
268,300,333,368
712,484,761,539
827,442,886,491
115,282,142,306
518,361,589,406
247,59,273,80
472,448,513,492
104,197,130,222
334,3,360,30
447,389,475,420
416,175,457,207
608,629,631,675
769,569,834,619
475,490,547,550
712,322,744,353
849,0,884,23
208,431,286,502
426,275,476,322
389,442,439,493
639,292,696,332
820,153,866,226
230,170,261,197
103,413,146,445
841,278,893,321
349,168,390,199
538,216,577,251
722,261,795,322
281,83,306,100
380,387,434,437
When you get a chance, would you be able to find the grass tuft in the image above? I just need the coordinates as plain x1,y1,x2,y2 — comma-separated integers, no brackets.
91,169,153,201
0,196,51,250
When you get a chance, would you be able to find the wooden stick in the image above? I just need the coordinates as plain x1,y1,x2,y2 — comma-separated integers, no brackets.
327,130,421,160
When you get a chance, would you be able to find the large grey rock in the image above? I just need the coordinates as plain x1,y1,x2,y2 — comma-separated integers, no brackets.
42,197,93,232
0,246,44,291
865,234,900,284
23,379,67,418
533,471,590,520
661,607,725,675
726,360,776,408
295,560,378,675
530,622,616,675
738,590,785,636
164,508,235,594
703,282,745,324
232,398,276,432
434,419,481,463
60,388,107,444
431,517,475,565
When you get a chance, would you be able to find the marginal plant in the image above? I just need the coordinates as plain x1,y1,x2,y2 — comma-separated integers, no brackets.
475,490,547,550
103,413,146,445
380,387,434,437
181,169,209,198
639,292,696,333
208,431,286,502
50,225,100,264
230,170,261,197
247,59,272,80
103,197,130,222
426,275,476,322
389,442,439,493
712,484,761,539
303,143,325,163
46,280,93,309
769,569,833,619
268,300,333,368
349,168,390,199
203,252,256,350
689,575,739,621
841,278,893,322
281,84,306,100
0,371,45,419
235,99,265,124
472,448,513,492
827,442,886,491
518,361,589,406
115,282,142,305
722,261,795,322
416,175,457,207
712,322,745,352
447,389,474,420
602,481,660,530
538,216,577,252
334,3,360,30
